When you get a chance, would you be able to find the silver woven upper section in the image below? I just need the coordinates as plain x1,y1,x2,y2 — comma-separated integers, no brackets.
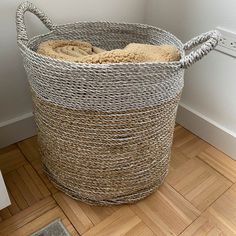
16,2,220,112
20,22,185,112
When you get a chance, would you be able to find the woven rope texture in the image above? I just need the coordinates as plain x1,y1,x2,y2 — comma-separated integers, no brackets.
16,2,220,205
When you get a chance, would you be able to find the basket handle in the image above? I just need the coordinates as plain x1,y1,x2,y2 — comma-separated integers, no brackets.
16,1,55,43
180,30,221,69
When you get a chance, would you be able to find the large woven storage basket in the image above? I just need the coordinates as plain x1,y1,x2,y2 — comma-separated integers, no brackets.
16,2,220,205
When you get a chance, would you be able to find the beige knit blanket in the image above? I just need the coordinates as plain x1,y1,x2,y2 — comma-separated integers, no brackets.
37,40,181,63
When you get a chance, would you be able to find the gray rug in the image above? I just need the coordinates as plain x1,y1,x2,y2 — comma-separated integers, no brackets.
31,219,71,236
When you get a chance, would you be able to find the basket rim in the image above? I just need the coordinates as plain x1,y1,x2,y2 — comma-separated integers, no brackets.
19,21,185,69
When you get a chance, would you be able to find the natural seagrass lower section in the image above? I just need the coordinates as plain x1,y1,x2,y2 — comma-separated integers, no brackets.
32,93,180,205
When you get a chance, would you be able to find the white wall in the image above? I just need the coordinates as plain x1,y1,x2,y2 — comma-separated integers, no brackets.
146,0,236,158
0,0,147,146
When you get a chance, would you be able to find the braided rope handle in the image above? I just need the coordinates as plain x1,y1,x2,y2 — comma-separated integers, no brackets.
16,1,55,43
180,30,221,69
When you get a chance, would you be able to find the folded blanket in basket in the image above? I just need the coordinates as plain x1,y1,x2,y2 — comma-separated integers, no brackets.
37,40,181,64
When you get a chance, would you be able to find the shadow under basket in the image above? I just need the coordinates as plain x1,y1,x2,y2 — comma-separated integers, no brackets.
16,2,220,205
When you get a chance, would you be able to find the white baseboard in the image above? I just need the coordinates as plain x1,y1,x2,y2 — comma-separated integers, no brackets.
0,112,37,148
177,103,236,160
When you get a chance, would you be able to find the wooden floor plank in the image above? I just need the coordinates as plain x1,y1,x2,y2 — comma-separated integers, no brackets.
124,221,155,236
0,145,26,174
9,207,78,236
180,210,235,236
54,192,93,234
17,136,41,163
24,163,51,197
54,191,121,234
1,162,51,217
198,146,236,182
167,157,232,212
4,171,29,210
83,207,149,236
179,137,210,158
209,183,236,233
18,137,58,195
7,192,20,215
173,126,196,148
0,208,11,221
78,202,120,226
180,184,236,235
30,158,58,194
169,148,191,172
0,196,56,236
10,170,37,206
173,126,210,158
17,165,44,202
130,183,200,235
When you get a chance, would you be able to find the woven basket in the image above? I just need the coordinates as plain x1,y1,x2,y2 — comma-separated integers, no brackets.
16,2,220,205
